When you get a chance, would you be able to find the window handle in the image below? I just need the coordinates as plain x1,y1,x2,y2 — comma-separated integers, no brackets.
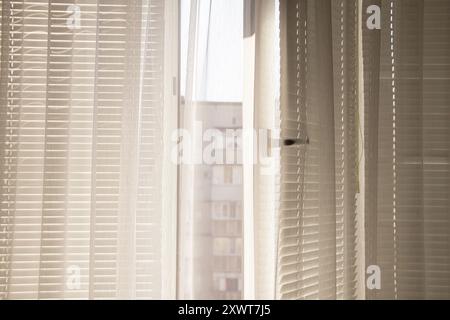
283,137,310,146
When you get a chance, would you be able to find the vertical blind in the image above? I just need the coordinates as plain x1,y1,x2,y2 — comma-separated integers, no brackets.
277,0,361,299
0,0,173,299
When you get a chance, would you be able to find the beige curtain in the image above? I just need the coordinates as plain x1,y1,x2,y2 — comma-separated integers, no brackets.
0,0,177,299
247,0,279,300
277,0,450,300
1,0,450,301
364,0,450,299
277,0,361,299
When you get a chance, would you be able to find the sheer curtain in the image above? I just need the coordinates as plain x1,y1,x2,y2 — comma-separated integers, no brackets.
0,0,178,299
2,0,450,302
274,0,450,300
363,0,450,300
276,0,362,299
243,0,279,300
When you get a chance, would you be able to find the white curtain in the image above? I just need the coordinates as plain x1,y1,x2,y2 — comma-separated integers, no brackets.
276,0,362,299
0,0,178,299
2,0,450,301
243,0,279,300
275,0,450,300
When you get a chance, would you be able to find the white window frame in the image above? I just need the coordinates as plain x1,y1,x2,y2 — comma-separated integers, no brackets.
161,0,180,300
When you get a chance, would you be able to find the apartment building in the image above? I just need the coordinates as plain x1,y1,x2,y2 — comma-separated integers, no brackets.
191,102,243,299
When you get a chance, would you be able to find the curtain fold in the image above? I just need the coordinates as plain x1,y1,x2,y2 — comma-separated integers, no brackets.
251,0,278,300
277,0,361,299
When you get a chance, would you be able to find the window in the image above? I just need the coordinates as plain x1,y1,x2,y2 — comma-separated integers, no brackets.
177,0,244,300
1,0,450,301
213,273,242,293
213,238,242,256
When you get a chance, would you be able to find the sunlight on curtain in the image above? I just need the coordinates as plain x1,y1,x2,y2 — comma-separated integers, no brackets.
0,0,177,299
277,0,361,299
